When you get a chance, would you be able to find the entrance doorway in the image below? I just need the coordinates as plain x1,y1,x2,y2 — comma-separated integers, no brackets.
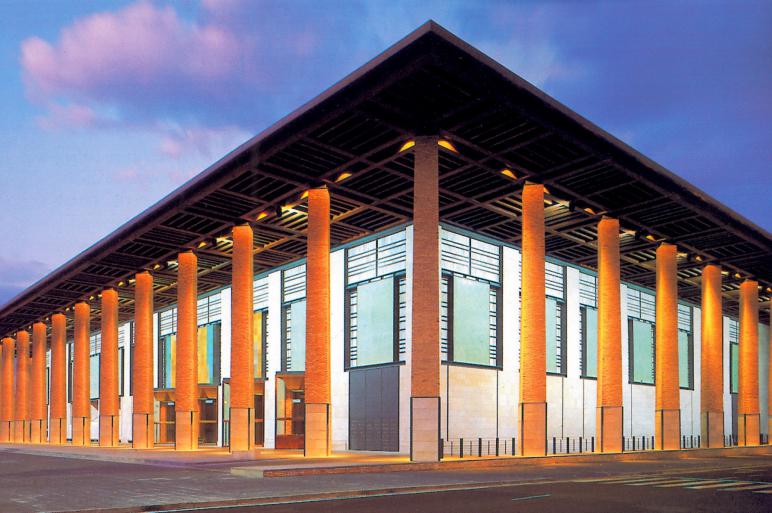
154,390,175,445
276,374,304,449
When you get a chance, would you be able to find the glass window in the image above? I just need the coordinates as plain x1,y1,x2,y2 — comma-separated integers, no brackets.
581,306,598,378
629,319,655,385
284,300,306,372
89,354,99,399
730,342,739,394
546,297,566,375
159,334,176,389
349,277,395,367
118,347,125,396
678,330,693,389
197,322,221,384
452,276,492,366
254,310,267,379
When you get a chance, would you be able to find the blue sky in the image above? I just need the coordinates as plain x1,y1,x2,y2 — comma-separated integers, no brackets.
0,0,770,306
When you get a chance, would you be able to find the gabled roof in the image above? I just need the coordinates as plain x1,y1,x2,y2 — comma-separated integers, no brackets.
2,20,769,336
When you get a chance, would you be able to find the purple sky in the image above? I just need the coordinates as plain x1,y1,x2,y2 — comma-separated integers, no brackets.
0,0,770,307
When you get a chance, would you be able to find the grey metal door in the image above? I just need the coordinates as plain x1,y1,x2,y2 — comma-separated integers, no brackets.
349,365,399,451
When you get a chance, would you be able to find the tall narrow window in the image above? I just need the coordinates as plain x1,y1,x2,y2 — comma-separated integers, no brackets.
677,304,694,390
629,318,655,385
545,262,566,375
581,306,598,378
729,318,739,394
579,272,598,379
197,321,221,384
90,333,101,399
282,265,306,372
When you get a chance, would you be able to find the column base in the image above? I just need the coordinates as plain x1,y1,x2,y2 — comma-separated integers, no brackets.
99,414,120,447
655,409,681,450
305,403,330,458
71,416,89,446
13,420,27,443
132,412,153,449
597,405,623,453
29,419,47,444
229,407,255,453
0,420,12,442
519,402,547,456
49,418,66,445
410,397,440,462
175,410,200,451
738,413,760,446
700,410,724,448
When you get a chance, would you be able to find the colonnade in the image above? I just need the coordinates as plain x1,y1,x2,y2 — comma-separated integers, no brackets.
0,139,767,463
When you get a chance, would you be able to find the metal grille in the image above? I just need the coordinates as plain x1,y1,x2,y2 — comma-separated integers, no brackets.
627,288,656,322
159,308,177,336
545,262,565,299
678,304,692,332
197,294,221,325
89,332,101,356
347,230,406,285
441,229,500,284
283,265,306,302
253,277,269,310
579,272,597,307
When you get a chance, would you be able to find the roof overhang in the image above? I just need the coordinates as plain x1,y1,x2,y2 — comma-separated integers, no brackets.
1,20,770,336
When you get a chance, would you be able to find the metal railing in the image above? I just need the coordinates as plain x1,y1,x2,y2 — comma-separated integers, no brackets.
441,437,516,458
550,436,594,454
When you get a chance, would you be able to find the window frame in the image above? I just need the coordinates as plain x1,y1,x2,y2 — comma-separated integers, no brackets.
628,317,656,386
580,305,598,380
344,272,404,371
442,271,503,370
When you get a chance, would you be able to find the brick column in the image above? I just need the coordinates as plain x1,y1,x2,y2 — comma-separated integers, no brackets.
738,280,760,446
305,188,331,457
410,136,441,462
230,224,255,452
175,251,199,450
655,243,680,450
72,301,90,446
133,271,154,449
15,330,30,443
49,313,67,444
519,183,547,456
0,337,14,442
99,289,119,447
30,322,47,444
700,264,724,447
596,218,623,452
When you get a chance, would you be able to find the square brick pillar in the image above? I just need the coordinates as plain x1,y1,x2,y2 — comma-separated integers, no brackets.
230,224,255,453
30,322,47,444
15,330,30,443
0,337,14,443
700,264,724,448
133,271,155,449
49,313,67,444
519,183,547,456
175,251,199,451
72,302,91,446
305,188,332,458
410,136,441,462
596,218,623,453
738,280,760,446
99,289,120,447
655,244,680,450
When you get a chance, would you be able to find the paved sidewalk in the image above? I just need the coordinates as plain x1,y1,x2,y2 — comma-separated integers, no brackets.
0,444,768,512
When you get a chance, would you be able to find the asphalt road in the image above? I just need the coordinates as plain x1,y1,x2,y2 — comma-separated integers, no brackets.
154,461,772,513
1,447,770,512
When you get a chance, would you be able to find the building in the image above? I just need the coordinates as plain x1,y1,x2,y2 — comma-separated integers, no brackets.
0,22,769,462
